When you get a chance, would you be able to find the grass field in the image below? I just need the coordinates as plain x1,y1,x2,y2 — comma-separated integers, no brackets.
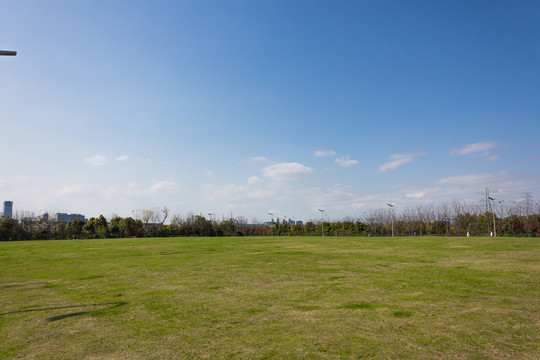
1,236,538,359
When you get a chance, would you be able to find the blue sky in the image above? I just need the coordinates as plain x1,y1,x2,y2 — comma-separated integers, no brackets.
1,1,539,222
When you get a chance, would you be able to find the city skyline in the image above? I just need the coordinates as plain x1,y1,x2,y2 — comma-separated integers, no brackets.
1,1,539,221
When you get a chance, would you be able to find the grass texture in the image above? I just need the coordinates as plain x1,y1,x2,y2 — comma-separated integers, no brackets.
1,236,538,359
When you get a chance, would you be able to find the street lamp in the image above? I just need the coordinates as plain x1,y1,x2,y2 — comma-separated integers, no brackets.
387,204,395,237
318,209,325,237
488,197,496,237
0,50,17,56
267,212,275,236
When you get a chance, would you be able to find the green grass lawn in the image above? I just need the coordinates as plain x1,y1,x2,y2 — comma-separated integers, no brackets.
1,236,538,359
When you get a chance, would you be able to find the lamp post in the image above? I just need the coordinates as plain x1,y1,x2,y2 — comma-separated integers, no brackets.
318,209,325,237
387,204,395,237
488,197,496,237
0,50,17,56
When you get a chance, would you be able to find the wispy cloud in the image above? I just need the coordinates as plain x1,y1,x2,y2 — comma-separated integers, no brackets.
261,162,315,181
149,180,178,193
436,173,495,185
247,176,263,186
379,153,423,172
335,156,358,167
86,154,130,166
450,141,496,156
85,155,107,166
405,191,425,199
314,150,336,157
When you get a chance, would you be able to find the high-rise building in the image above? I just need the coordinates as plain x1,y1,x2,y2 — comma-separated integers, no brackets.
55,213,87,223
3,201,13,219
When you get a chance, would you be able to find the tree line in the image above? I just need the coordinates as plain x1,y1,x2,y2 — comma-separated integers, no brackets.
1,200,539,241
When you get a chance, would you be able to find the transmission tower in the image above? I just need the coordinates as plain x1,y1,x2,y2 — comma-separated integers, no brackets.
478,187,497,213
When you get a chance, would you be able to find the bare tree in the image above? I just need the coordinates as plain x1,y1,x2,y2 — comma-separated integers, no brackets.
156,207,170,227
451,200,462,219
141,209,155,230
15,209,35,222
437,202,451,221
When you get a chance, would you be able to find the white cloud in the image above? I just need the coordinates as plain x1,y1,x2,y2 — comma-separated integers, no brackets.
149,180,178,193
86,154,130,166
247,176,263,186
450,141,496,156
261,162,315,181
335,156,358,167
85,155,107,166
405,191,425,199
314,150,337,157
436,173,495,185
379,153,423,172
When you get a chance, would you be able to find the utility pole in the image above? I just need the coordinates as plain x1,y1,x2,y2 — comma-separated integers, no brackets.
478,187,498,235
488,197,497,237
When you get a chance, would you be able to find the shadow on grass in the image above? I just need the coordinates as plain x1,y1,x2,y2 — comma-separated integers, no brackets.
0,301,127,321
0,281,51,289
46,311,92,321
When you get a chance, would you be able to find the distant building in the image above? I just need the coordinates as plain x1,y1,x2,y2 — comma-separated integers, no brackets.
3,201,13,219
264,219,303,226
56,213,87,223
